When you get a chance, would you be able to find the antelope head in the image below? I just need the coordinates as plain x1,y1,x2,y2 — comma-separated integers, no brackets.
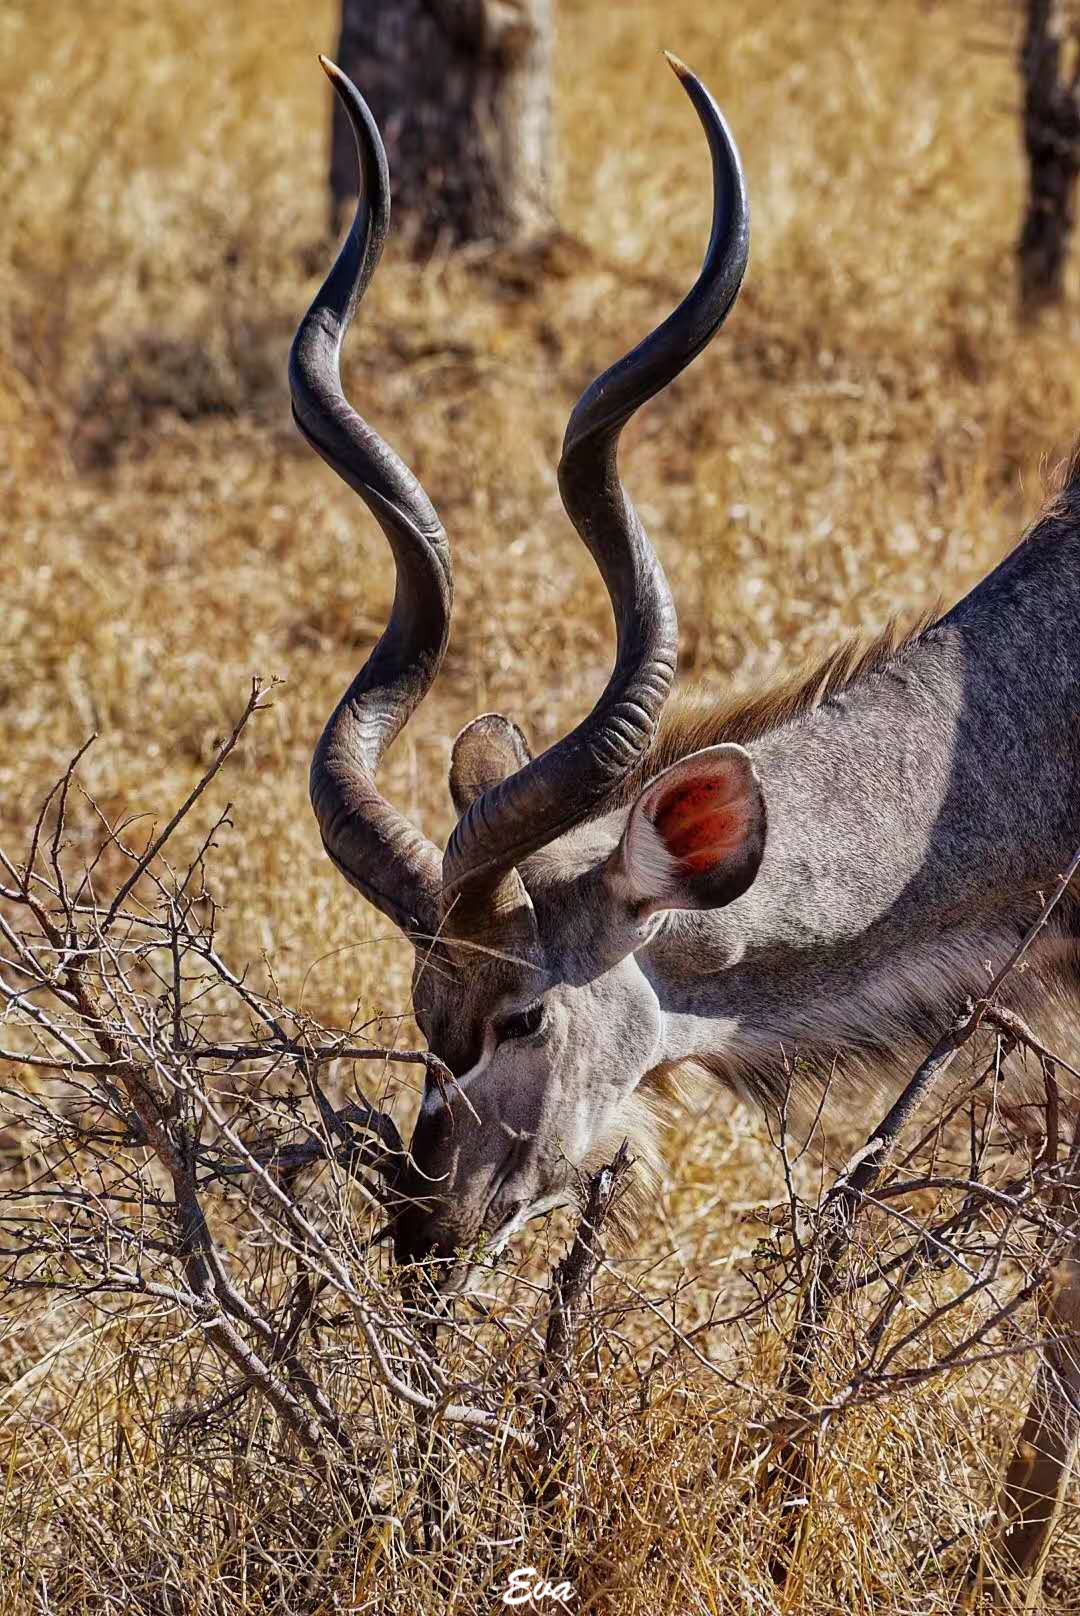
290,56,761,1272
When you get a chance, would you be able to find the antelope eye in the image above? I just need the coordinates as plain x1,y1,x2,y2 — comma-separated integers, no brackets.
496,1002,544,1043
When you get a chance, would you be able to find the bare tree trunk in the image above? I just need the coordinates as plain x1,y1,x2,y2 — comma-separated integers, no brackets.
1019,0,1080,313
329,0,553,253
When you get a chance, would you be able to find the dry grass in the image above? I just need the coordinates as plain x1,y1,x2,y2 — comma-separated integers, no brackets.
5,0,1080,1609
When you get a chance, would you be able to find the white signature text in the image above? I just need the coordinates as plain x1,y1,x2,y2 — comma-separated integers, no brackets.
502,1566,574,1606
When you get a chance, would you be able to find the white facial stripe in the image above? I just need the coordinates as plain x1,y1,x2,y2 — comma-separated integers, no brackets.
469,1191,573,1277
419,1027,496,1117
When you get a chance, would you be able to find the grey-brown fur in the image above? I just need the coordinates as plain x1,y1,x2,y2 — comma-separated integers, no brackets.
633,461,1080,1111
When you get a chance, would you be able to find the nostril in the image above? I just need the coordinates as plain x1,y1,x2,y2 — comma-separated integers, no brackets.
392,1182,456,1269
393,1216,460,1280
394,1098,461,1267
392,1202,433,1266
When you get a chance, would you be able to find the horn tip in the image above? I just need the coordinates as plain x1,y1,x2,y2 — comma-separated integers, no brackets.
318,53,344,84
663,50,694,83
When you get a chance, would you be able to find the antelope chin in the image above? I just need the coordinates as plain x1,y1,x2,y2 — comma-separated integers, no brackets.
447,1190,574,1296
489,1189,570,1253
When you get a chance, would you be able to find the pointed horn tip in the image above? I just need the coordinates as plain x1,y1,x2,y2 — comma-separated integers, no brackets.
318,54,345,85
663,50,695,83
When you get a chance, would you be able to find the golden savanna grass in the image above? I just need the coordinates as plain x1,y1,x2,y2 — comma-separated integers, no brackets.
5,0,1080,1609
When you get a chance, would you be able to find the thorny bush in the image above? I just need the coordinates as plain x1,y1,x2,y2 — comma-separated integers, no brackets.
0,686,1075,1611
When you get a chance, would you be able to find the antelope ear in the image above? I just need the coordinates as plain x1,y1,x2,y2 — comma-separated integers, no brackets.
612,745,766,914
449,713,533,818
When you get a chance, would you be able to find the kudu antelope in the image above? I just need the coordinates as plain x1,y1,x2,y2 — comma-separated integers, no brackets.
292,56,1080,1597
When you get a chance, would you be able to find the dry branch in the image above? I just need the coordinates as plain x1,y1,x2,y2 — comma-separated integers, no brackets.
763,843,1080,1582
0,722,531,1516
529,1140,632,1505
3,724,1077,1604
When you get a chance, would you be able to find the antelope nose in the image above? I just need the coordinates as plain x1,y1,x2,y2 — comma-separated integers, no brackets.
392,1198,437,1265
393,1100,453,1266
392,1187,463,1269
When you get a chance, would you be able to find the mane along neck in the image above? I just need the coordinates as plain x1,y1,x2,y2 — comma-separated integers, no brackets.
625,450,1080,800
623,613,934,800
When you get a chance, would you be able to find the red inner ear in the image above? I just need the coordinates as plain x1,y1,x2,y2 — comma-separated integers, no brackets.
653,774,748,874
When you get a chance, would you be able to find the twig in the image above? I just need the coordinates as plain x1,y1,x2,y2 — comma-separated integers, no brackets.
103,678,270,928
764,844,1080,1577
527,1141,632,1508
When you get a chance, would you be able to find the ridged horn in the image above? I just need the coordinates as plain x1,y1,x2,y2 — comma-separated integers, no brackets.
442,57,749,902
290,58,450,938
